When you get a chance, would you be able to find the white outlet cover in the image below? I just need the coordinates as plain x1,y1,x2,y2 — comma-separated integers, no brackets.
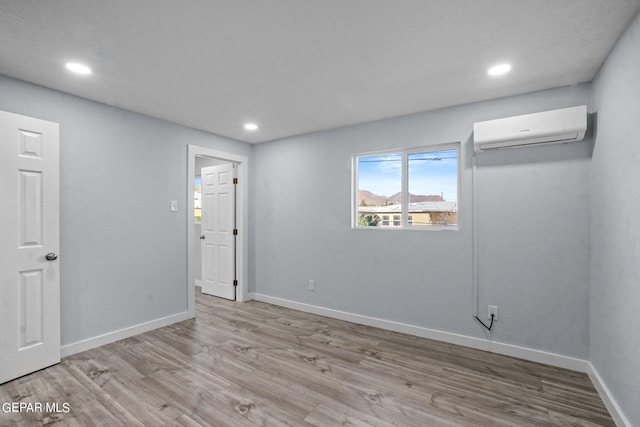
170,200,178,212
488,305,498,320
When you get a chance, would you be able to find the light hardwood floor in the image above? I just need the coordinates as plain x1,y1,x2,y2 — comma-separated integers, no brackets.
0,291,614,426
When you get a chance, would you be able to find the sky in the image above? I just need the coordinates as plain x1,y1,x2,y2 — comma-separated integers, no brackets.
358,149,458,202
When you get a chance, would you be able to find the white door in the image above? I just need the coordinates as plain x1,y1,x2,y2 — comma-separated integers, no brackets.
0,110,60,384
197,163,236,300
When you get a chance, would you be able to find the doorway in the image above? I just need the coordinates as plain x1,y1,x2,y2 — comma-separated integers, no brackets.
187,145,248,318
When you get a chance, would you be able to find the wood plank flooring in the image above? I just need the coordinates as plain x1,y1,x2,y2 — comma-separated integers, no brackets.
0,291,614,426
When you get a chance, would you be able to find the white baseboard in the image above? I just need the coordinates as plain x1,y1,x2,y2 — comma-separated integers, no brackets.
588,362,630,427
250,293,589,373
60,311,192,357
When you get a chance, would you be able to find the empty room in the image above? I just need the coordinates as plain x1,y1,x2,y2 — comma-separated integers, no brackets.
1,1,639,426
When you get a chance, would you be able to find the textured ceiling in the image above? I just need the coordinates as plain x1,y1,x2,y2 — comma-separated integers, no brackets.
1,0,639,143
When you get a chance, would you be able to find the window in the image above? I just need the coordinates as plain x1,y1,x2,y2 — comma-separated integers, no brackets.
194,177,202,222
354,143,459,230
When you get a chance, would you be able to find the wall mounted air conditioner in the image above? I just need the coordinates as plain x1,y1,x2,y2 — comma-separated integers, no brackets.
473,105,587,152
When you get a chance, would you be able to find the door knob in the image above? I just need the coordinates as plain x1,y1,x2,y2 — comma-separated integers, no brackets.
200,235,205,240
45,252,58,261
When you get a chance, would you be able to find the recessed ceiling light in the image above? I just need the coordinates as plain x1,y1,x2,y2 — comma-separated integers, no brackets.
244,123,258,131
488,63,511,76
65,62,92,75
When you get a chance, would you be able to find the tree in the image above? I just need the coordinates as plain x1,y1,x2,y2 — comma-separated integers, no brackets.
358,214,381,227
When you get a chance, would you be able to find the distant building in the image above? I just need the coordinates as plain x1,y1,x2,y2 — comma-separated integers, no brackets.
358,201,457,226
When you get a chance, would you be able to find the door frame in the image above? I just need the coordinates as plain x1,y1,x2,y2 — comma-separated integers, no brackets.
187,145,249,317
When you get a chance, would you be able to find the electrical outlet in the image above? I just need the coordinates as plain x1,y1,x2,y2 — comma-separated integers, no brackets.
308,280,315,291
488,305,498,320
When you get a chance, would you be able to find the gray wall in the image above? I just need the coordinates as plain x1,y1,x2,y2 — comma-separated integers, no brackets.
0,75,252,346
253,84,592,359
590,12,640,426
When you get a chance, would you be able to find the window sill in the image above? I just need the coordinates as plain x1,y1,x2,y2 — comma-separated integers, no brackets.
352,225,459,232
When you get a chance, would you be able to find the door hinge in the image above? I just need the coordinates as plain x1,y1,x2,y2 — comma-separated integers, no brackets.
233,280,238,287
233,229,238,235
233,178,238,185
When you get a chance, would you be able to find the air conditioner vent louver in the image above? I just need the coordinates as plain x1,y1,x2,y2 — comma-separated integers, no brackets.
473,105,587,153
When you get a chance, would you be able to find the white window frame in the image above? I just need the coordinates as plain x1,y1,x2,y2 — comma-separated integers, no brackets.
352,142,460,231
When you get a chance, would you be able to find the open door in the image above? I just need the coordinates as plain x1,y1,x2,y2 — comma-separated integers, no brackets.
197,163,236,300
0,110,60,384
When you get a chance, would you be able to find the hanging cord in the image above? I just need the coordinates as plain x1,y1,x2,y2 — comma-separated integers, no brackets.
472,153,496,332
475,314,495,331
471,153,494,333
471,154,481,317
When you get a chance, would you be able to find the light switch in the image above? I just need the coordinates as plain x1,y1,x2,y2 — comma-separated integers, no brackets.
170,200,178,212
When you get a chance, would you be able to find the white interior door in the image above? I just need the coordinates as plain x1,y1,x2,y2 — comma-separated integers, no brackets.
0,110,60,384
197,163,236,300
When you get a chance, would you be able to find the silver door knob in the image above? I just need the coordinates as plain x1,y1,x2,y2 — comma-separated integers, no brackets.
45,252,58,261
